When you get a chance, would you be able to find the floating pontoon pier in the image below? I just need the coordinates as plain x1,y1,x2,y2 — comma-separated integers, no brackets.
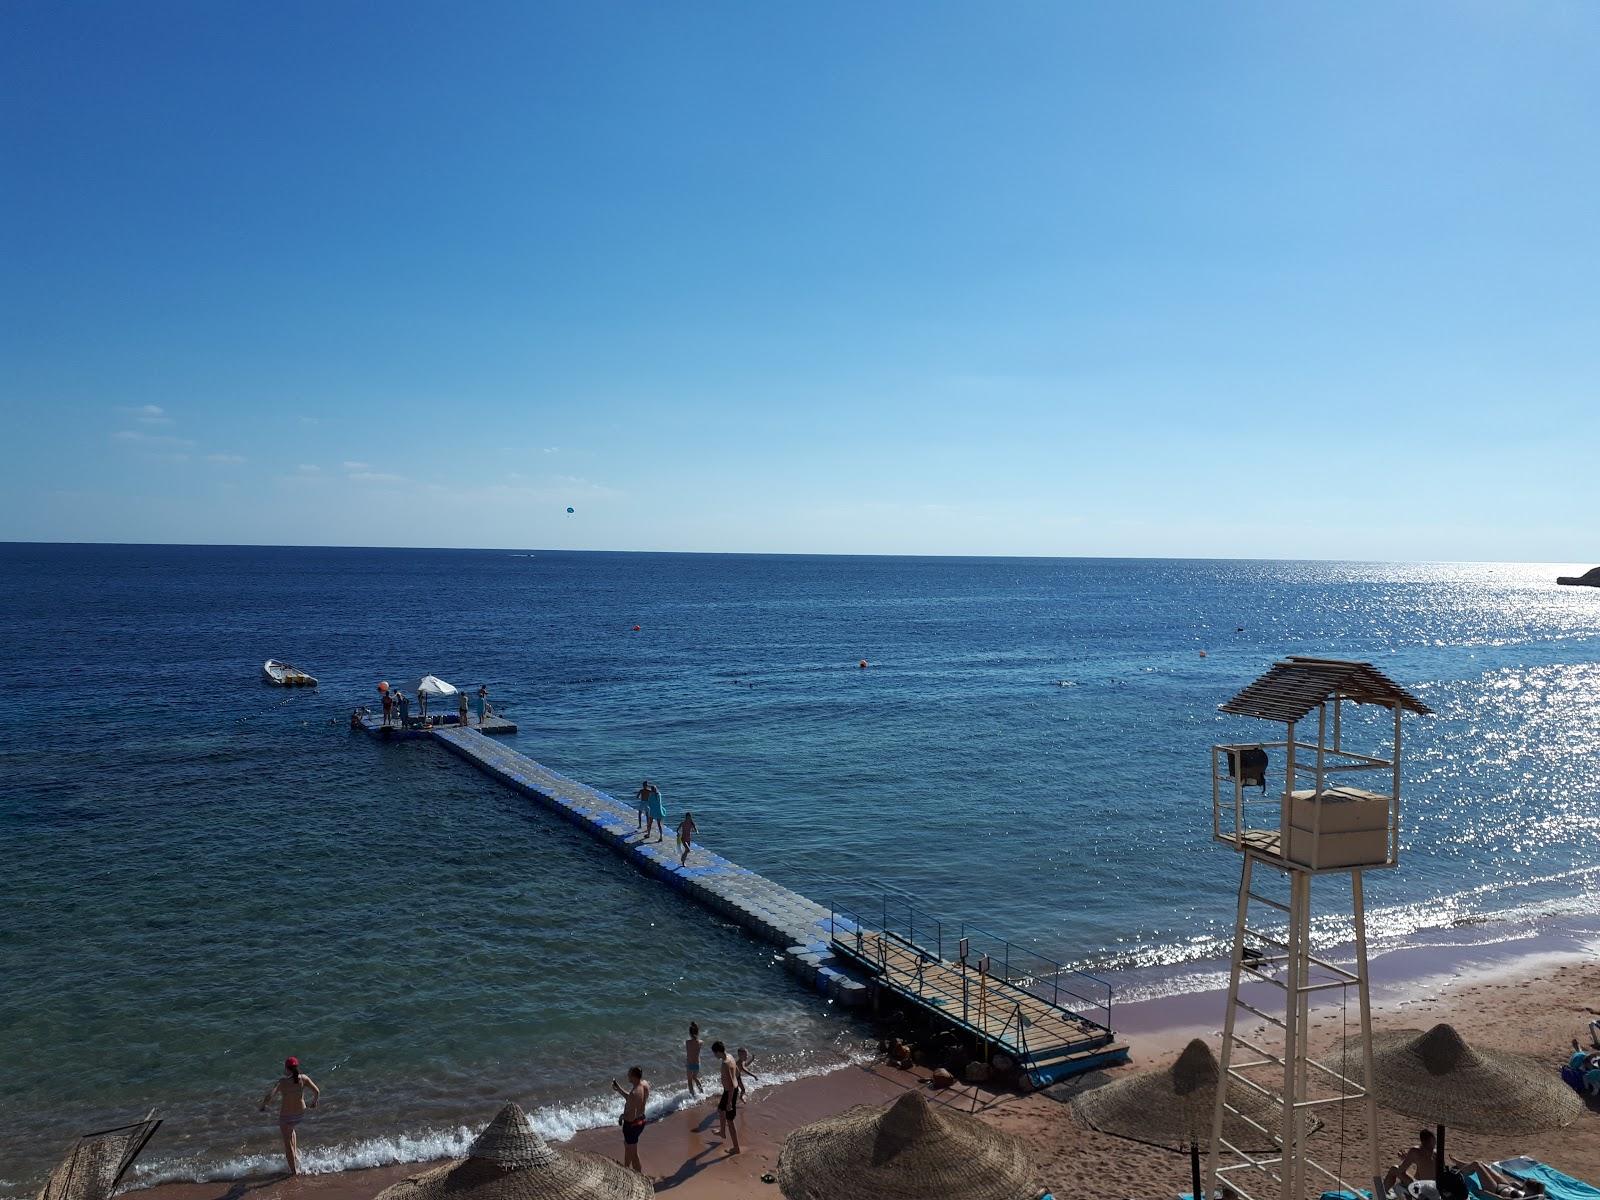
361,720,1127,1073
369,722,870,1007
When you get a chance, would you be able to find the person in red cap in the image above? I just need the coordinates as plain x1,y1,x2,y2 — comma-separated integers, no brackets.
259,1056,320,1174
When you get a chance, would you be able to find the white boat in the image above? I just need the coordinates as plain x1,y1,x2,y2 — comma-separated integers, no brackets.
262,659,318,687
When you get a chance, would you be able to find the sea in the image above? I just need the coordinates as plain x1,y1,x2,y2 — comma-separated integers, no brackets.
3,545,1599,1193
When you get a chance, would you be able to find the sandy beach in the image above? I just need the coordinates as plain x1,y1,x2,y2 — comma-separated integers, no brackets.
124,934,1600,1200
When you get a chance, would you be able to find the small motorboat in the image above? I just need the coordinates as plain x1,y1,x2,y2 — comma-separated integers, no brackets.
262,659,318,687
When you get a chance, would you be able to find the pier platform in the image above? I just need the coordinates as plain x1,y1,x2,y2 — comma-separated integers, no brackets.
355,711,518,740
830,897,1130,1086
425,726,871,1008
365,722,1131,1063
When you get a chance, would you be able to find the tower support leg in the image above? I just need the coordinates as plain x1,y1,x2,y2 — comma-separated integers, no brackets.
1208,853,1256,1200
1284,871,1311,1200
1353,870,1381,1198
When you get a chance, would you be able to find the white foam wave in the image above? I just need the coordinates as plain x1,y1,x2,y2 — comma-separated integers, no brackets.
132,1127,477,1187
127,1049,874,1190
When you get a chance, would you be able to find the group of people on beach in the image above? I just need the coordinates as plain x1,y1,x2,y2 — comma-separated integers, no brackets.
608,1022,758,1175
255,1025,758,1180
376,684,492,729
634,779,697,866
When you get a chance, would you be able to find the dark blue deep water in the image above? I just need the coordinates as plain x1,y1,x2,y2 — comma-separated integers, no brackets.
4,545,1599,1189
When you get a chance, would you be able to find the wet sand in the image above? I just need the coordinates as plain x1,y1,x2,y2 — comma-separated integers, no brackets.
128,939,1600,1200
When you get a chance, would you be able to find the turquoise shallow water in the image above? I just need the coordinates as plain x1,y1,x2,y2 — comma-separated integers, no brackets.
3,547,1599,1190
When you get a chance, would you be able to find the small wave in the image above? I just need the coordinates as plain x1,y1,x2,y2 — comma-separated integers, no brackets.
132,1127,477,1186
128,1050,874,1189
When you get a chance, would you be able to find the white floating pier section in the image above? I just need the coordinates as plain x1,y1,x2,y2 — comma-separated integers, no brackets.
426,724,871,1007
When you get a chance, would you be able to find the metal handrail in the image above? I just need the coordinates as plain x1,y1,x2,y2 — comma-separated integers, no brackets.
829,893,1115,1034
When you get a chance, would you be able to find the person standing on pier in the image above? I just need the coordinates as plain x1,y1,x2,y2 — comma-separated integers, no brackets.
712,1041,740,1155
676,811,696,866
457,690,469,727
475,685,489,725
610,1065,650,1173
685,1021,703,1097
380,688,393,727
635,780,650,832
397,690,410,728
644,782,666,842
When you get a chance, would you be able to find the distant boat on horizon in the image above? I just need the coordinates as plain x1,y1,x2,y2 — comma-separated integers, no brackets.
1556,567,1600,587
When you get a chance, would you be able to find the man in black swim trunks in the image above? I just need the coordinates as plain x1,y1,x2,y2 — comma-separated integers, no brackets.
712,1040,740,1155
610,1066,649,1173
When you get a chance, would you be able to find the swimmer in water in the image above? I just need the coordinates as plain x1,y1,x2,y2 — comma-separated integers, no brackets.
258,1056,320,1175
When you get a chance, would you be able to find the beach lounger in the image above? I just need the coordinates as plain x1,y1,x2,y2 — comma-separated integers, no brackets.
1494,1161,1600,1200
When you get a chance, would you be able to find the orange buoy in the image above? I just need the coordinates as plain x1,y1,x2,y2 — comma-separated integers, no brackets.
377,680,389,692
859,659,868,669
632,625,641,632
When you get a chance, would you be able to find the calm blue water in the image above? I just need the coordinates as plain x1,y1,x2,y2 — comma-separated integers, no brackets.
4,546,1600,1191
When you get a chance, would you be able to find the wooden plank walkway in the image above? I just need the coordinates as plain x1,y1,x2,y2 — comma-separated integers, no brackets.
832,929,1130,1084
425,725,871,1007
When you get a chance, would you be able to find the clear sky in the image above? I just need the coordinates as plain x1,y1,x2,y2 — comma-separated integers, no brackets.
4,2,1597,558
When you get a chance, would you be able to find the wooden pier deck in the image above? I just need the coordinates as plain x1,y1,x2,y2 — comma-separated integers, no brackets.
830,928,1129,1085
423,725,871,1007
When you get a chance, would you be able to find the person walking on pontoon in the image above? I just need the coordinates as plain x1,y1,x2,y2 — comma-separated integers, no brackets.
676,811,697,866
258,1056,320,1175
635,780,651,833
644,782,666,842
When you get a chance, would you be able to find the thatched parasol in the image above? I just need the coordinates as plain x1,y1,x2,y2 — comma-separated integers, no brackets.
375,1103,651,1200
1071,1038,1298,1152
777,1090,1037,1200
1338,1023,1582,1134
36,1113,162,1200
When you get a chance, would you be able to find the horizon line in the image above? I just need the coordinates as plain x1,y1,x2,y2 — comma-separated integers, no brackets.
0,538,1588,568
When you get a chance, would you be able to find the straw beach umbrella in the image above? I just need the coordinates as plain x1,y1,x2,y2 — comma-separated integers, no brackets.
375,1103,651,1200
35,1113,162,1200
1071,1038,1292,1153
1338,1023,1583,1134
777,1090,1037,1200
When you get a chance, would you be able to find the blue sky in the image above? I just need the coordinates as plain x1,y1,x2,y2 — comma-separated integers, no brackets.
4,2,1597,558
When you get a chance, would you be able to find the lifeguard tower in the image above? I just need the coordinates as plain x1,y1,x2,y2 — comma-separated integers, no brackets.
1206,657,1431,1200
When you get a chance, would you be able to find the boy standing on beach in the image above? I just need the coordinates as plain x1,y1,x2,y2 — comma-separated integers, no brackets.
685,1022,703,1097
610,1066,649,1174
735,1047,758,1099
712,1040,740,1155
